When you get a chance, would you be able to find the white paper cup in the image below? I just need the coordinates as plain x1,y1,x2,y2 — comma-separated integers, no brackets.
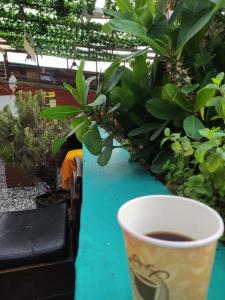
118,195,224,300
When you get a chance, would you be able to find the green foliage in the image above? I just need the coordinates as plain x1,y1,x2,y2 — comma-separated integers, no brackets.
163,126,225,223
41,1,225,227
0,90,69,191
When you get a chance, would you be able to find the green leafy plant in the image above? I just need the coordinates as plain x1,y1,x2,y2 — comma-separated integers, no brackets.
163,126,225,222
41,0,225,226
0,90,69,192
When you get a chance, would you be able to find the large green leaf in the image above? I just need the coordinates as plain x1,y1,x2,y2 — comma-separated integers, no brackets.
115,0,134,12
155,0,168,21
104,61,121,82
76,60,86,106
109,19,147,36
162,84,192,112
215,97,225,120
146,98,188,120
63,82,80,103
104,9,133,20
71,115,90,142
52,137,67,154
183,115,205,140
194,85,216,112
110,86,136,111
150,120,169,141
82,124,102,155
135,0,147,10
106,66,125,93
176,0,224,57
40,106,81,120
136,5,153,28
85,76,96,102
131,53,149,84
127,122,163,137
195,141,215,163
146,0,156,16
148,16,170,39
108,19,166,55
97,135,113,166
88,95,106,107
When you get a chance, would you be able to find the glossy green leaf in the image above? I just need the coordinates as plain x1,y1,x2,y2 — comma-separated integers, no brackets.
206,96,222,107
52,137,67,154
183,115,205,140
176,0,224,57
136,6,153,28
63,82,80,103
215,97,225,120
110,86,136,111
88,95,106,107
148,16,169,39
150,121,169,141
195,141,215,163
194,86,216,112
107,103,121,114
206,153,221,172
102,22,113,33
146,98,188,120
180,84,199,94
82,124,102,155
212,72,224,86
109,19,147,36
162,84,192,112
106,66,125,93
71,115,90,142
146,0,156,17
76,60,86,105
108,19,166,55
131,53,149,84
85,76,96,102
97,135,113,166
115,0,134,12
40,106,81,120
74,121,90,142
127,122,163,137
104,9,133,19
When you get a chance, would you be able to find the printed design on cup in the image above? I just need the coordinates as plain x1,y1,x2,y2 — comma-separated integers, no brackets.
129,255,169,300
125,233,217,300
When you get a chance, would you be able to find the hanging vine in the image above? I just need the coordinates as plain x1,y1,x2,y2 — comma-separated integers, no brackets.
0,0,145,61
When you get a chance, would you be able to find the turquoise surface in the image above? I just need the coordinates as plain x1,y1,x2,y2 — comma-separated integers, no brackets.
75,147,225,300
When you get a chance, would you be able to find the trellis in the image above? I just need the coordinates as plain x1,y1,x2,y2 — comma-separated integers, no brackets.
0,0,145,61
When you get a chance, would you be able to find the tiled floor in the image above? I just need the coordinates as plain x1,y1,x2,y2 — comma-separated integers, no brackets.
0,161,46,212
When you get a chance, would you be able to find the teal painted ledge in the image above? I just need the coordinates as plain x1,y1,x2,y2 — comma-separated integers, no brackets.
75,147,225,300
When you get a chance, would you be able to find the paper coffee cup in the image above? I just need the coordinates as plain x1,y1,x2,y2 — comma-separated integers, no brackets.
118,195,224,300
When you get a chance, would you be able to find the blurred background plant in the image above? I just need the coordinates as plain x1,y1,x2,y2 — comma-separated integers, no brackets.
0,90,69,192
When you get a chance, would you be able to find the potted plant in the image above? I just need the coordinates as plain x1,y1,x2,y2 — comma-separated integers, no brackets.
41,0,225,229
0,90,70,206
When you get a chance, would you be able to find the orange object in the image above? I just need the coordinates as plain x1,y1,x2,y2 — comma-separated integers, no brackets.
61,149,83,190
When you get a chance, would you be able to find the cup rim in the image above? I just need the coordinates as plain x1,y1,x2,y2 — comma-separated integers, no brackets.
117,195,224,249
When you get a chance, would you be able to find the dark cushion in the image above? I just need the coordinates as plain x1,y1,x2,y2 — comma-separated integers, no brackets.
0,203,67,269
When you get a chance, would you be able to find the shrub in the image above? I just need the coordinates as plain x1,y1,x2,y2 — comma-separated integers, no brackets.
0,90,69,191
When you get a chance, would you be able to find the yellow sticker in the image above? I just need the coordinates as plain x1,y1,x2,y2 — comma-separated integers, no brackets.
46,91,56,98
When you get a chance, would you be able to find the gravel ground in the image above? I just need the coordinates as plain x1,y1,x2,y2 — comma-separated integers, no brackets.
0,161,46,212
